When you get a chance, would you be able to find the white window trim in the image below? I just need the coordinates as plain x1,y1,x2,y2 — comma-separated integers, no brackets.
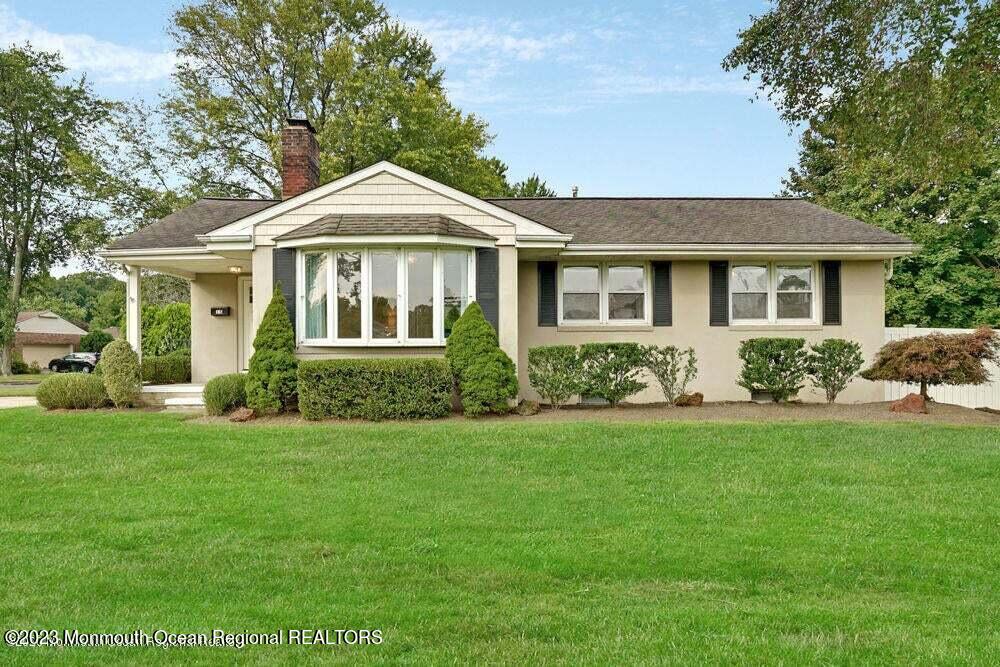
557,261,652,326
297,247,475,347
729,260,818,325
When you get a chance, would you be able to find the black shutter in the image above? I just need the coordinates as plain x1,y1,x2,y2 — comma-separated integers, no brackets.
652,261,672,326
476,247,499,332
537,261,557,327
272,247,296,325
709,261,729,326
822,260,842,325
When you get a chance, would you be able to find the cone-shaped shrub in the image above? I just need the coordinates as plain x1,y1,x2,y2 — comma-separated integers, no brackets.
445,301,518,415
246,286,298,413
100,339,141,407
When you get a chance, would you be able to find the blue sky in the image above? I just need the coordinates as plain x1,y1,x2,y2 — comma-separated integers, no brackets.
1,0,799,197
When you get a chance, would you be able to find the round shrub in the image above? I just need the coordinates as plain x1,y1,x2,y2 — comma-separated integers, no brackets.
80,330,113,353
204,373,247,416
579,342,647,407
11,357,29,375
736,337,809,403
808,338,864,403
37,373,109,410
246,286,298,414
644,345,698,405
100,339,142,408
527,345,584,409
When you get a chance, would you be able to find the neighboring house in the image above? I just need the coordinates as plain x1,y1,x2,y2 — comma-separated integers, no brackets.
100,119,915,403
15,310,87,368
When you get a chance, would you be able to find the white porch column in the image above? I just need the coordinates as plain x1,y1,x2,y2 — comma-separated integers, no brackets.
126,265,142,361
497,245,519,369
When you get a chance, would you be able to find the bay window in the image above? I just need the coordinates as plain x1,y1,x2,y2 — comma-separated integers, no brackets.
559,262,650,325
299,248,475,345
730,262,816,324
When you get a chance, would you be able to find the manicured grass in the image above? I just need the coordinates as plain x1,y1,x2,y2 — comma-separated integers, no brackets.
0,385,37,397
0,374,44,384
1,409,998,663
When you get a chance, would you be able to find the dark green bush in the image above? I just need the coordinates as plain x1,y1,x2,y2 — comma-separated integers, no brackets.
144,302,191,356
37,373,109,409
461,348,519,416
246,286,298,414
808,338,864,403
737,337,809,402
527,345,584,409
579,342,647,406
11,356,29,375
204,373,247,416
141,349,192,384
445,302,518,415
100,339,141,407
297,359,452,421
80,331,113,353
444,301,497,380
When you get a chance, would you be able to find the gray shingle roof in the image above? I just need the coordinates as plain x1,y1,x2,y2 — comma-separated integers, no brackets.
107,198,279,250
487,197,912,245
106,194,912,251
273,214,496,242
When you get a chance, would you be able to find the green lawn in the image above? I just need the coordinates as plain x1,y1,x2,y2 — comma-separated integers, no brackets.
1,409,998,664
0,375,43,397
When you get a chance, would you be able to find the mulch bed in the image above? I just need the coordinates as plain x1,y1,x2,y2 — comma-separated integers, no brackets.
188,400,1000,427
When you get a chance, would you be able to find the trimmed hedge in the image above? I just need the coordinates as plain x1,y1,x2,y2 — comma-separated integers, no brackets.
100,339,141,408
737,337,809,403
580,342,647,406
298,359,453,421
527,345,584,409
141,349,192,384
37,373,109,409
204,373,247,416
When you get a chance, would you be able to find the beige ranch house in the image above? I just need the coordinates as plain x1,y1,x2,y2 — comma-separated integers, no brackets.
101,120,915,404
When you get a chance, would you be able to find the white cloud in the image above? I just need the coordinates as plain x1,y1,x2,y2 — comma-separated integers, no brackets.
406,16,575,63
0,5,174,83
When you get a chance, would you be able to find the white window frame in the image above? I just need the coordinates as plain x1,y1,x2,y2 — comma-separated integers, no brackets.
557,261,652,326
729,261,818,325
297,247,475,347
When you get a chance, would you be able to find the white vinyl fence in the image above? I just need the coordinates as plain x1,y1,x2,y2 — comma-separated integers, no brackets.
883,327,1000,409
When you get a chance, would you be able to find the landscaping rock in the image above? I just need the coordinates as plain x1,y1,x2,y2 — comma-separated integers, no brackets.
890,393,927,414
516,400,541,416
228,407,256,422
675,392,704,407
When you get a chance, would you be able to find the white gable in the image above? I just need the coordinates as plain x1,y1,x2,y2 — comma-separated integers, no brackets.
205,161,568,246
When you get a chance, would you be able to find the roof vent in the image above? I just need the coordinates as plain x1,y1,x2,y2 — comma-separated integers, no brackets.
571,186,579,198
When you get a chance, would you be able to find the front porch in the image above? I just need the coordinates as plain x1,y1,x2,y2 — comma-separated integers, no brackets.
142,383,205,408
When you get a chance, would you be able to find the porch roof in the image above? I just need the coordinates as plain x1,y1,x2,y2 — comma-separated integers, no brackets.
107,198,278,250
273,214,496,242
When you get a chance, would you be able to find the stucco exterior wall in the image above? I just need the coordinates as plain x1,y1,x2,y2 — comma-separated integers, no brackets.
190,273,240,383
517,259,886,404
19,344,72,368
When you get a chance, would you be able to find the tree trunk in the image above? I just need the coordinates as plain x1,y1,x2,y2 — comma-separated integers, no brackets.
1,239,27,376
920,380,929,399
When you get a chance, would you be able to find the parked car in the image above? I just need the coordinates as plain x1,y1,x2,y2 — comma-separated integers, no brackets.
48,352,99,374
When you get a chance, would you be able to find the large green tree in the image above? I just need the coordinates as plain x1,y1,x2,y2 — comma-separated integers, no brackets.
0,47,109,374
166,0,512,198
724,0,999,181
785,120,1000,328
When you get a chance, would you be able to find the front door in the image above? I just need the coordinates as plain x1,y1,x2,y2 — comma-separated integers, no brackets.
238,277,253,371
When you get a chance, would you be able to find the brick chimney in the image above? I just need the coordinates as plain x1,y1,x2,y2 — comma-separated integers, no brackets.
281,118,319,199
